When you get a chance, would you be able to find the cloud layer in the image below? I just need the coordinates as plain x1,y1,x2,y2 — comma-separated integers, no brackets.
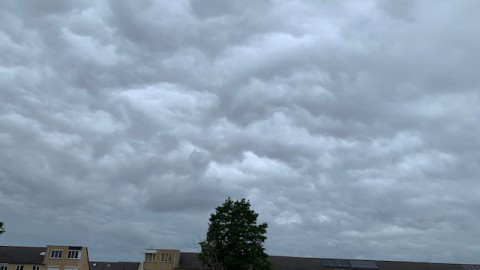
1,0,480,264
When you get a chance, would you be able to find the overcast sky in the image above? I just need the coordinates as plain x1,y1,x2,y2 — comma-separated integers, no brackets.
1,0,480,265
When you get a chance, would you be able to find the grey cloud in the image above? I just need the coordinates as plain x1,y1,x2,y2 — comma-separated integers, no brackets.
1,0,480,265
189,0,236,19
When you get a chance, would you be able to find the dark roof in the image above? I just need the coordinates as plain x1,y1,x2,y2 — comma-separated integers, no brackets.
0,246,45,264
177,253,480,270
178,253,207,270
269,255,327,270
89,261,140,270
375,260,464,270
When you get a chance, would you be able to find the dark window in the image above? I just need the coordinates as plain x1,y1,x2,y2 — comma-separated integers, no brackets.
50,250,63,259
161,253,172,262
145,253,156,262
67,250,80,259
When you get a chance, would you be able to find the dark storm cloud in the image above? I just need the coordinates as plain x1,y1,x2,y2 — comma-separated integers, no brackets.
1,0,480,264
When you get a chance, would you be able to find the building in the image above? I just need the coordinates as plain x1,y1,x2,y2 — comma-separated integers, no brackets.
142,248,480,270
0,245,90,270
143,249,181,270
43,245,89,270
4,245,480,270
0,246,45,270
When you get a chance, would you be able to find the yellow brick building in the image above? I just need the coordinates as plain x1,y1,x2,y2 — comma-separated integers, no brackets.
142,249,181,270
0,245,89,270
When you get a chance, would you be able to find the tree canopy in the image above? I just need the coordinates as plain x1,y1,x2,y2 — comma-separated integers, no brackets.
199,198,271,270
0,222,4,237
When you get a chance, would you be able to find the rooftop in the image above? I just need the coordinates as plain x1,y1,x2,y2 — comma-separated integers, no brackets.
90,261,140,270
0,246,46,264
176,252,480,270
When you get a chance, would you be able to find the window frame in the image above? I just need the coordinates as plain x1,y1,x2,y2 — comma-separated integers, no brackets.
16,266,24,270
160,253,172,262
145,253,156,262
67,250,80,259
50,249,63,259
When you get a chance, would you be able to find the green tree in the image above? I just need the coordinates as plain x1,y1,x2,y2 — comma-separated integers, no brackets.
0,222,4,237
199,198,271,270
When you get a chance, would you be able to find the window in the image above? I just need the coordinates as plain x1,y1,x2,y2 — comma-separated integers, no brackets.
16,266,24,270
160,253,172,262
33,266,40,270
50,250,63,259
0,265,8,270
67,250,80,259
145,253,156,262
